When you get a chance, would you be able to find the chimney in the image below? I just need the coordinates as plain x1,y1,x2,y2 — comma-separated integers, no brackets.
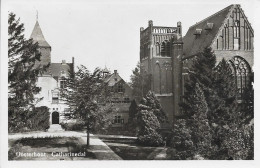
114,70,117,75
62,60,66,65
148,20,153,27
177,21,182,35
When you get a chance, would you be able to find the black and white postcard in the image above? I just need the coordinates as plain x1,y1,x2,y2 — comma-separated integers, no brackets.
1,0,259,168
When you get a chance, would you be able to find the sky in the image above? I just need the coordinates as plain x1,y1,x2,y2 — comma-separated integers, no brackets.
4,0,256,82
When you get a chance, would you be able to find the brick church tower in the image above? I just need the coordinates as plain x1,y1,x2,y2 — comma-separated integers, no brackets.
140,20,183,124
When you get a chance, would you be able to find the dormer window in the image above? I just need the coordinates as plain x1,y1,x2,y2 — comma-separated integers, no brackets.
194,29,202,35
205,23,214,30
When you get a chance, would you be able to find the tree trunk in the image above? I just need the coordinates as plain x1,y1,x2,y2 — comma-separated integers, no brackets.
86,124,90,147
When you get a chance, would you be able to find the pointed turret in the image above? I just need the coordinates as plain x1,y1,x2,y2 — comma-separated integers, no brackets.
30,20,51,65
30,21,51,48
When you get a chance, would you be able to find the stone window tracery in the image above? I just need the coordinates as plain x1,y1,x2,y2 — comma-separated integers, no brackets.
229,56,252,99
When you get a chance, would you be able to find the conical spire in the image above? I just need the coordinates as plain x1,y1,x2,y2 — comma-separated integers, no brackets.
30,21,50,47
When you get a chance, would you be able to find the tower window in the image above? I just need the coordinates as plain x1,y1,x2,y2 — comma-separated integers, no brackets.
161,41,170,57
161,42,166,56
156,42,160,56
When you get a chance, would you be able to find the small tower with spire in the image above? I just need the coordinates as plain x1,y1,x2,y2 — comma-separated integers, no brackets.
30,13,51,66
102,66,110,78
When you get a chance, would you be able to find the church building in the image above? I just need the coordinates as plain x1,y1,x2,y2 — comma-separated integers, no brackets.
140,4,254,124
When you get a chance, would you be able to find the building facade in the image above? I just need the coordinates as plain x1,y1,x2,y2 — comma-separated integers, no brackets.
140,20,183,123
140,4,254,124
103,69,134,129
31,20,74,125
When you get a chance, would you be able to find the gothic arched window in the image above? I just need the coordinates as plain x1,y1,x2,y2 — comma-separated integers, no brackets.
161,41,166,57
154,63,161,94
161,40,170,57
229,56,252,99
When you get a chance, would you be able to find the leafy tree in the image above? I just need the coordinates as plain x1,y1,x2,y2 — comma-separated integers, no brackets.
128,100,138,133
181,47,216,117
60,65,111,146
190,83,212,159
8,12,48,132
171,84,212,159
139,91,168,123
129,62,151,102
136,91,168,146
209,59,254,159
136,105,163,146
170,119,194,159
179,47,254,159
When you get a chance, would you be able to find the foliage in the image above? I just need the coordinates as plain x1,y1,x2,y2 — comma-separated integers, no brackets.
171,84,212,159
91,105,114,134
9,106,50,133
8,12,48,132
60,65,113,133
27,106,50,131
170,119,194,159
136,91,167,146
129,62,151,102
60,120,85,131
181,47,216,115
136,109,163,146
173,47,254,160
139,91,168,123
190,83,212,159
127,100,138,133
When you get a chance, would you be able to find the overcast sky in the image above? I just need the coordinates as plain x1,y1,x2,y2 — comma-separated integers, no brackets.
5,0,256,82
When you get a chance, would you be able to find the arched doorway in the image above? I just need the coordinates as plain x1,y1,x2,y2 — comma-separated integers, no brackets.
52,111,59,124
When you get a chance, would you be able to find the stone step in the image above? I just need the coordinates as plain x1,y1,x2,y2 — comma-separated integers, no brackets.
48,124,64,132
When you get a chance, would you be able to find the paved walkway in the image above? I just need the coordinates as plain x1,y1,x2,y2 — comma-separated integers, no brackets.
8,131,122,160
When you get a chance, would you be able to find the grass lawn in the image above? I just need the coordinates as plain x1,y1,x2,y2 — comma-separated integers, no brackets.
8,137,96,160
98,135,169,160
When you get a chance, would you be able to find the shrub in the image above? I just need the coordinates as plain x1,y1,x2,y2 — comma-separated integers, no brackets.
8,143,23,160
137,109,163,146
60,120,85,131
169,119,194,159
137,129,163,146
9,106,50,133
27,106,50,131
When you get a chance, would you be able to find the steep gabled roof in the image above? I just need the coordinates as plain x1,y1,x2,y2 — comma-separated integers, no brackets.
104,72,123,86
30,21,51,47
42,63,72,77
183,5,233,57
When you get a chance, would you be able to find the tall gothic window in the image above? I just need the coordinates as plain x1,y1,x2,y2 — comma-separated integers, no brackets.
156,42,160,56
161,40,170,57
234,20,240,50
161,41,166,56
166,41,170,56
230,56,251,99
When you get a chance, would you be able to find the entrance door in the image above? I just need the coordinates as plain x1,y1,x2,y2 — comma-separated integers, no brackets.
52,111,59,124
